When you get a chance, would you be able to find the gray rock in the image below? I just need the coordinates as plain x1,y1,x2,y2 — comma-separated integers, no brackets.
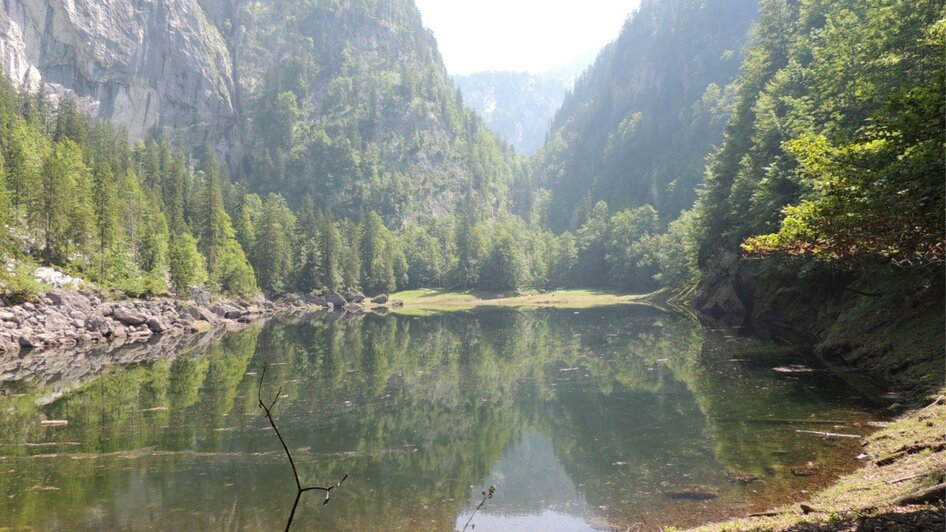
326,292,347,308
113,307,147,326
85,315,109,333
344,291,366,303
0,311,15,321
371,294,389,304
43,312,70,331
224,310,246,320
47,290,92,310
145,318,167,333
34,267,83,288
191,288,212,306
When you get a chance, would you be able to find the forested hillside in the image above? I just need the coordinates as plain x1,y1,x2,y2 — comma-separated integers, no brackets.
455,70,574,155
533,0,759,230
693,0,944,390
215,0,522,220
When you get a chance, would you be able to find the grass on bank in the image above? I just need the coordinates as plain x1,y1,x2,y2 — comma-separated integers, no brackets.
387,288,656,314
682,392,946,531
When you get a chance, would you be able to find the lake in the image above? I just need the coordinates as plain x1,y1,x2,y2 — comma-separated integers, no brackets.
0,305,885,530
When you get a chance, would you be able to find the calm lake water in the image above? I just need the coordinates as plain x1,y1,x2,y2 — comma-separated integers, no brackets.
0,305,885,530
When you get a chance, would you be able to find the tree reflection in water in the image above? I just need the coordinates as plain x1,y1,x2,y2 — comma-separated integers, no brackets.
0,306,882,530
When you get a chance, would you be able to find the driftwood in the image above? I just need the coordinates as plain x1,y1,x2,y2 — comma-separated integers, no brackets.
795,429,863,439
876,442,946,466
258,366,348,531
886,473,930,485
719,418,848,425
893,482,946,506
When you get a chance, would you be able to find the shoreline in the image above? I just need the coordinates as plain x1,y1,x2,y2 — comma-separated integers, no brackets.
0,288,323,357
680,392,945,531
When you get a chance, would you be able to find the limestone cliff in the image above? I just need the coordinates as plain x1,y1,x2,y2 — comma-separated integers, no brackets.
0,0,238,154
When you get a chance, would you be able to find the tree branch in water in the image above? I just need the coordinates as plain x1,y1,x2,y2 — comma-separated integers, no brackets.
461,485,495,531
257,365,348,531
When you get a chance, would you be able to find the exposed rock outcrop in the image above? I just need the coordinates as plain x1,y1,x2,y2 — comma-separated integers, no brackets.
0,289,312,356
0,0,239,157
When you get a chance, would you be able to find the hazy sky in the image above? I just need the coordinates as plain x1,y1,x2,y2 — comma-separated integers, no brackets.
414,0,641,75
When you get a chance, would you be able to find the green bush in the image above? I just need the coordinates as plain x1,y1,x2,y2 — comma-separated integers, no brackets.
2,263,44,304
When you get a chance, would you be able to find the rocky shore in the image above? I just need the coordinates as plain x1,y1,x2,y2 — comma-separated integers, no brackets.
0,289,319,356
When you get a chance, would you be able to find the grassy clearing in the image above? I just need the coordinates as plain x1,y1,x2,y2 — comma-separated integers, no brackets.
681,392,946,531
387,288,656,314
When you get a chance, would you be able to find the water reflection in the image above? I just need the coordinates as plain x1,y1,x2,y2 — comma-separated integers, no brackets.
0,306,882,530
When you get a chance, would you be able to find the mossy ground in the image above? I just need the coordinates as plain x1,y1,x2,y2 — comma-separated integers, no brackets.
680,391,946,531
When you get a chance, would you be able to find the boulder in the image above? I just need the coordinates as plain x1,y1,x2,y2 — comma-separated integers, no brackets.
210,302,232,317
33,267,83,288
47,290,92,311
224,310,246,320
0,311,15,321
146,318,168,333
84,315,110,334
113,307,147,326
43,311,70,331
371,294,389,304
344,291,366,303
190,287,212,306
326,292,347,308
343,302,364,313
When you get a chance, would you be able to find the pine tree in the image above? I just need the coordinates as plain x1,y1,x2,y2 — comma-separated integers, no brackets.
91,160,119,281
198,156,231,274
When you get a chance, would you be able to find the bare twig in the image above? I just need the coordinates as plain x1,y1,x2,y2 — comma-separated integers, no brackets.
461,485,495,531
258,365,348,531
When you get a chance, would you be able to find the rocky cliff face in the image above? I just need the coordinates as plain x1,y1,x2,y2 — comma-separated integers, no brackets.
0,0,239,154
0,0,517,218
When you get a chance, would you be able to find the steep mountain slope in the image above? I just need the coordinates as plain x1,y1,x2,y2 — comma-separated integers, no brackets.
0,0,519,222
533,0,758,231
455,70,573,155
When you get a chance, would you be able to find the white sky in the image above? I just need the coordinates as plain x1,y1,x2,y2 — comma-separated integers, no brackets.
414,0,641,75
